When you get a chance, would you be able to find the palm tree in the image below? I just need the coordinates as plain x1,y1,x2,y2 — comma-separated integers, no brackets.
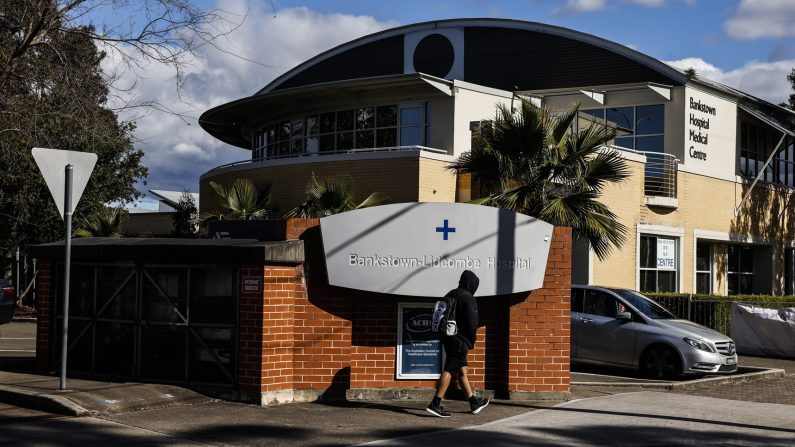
204,178,272,220
449,100,630,260
75,207,125,237
286,173,388,218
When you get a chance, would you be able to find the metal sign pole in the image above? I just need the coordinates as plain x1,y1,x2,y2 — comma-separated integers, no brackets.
60,165,73,391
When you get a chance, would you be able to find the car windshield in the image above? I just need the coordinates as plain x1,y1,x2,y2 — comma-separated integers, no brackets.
610,289,677,320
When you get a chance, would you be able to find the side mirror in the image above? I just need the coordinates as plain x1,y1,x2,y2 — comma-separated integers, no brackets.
616,311,632,321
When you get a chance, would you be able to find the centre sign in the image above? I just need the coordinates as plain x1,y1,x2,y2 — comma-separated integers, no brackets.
320,203,554,296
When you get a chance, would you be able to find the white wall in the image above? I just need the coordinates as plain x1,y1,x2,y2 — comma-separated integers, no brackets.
451,83,512,157
681,86,738,180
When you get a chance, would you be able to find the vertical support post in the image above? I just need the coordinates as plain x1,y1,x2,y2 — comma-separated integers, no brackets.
60,165,73,391
687,293,692,322
32,258,37,306
15,247,20,303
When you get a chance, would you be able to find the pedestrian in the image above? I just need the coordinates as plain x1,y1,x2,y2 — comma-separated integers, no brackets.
426,270,489,418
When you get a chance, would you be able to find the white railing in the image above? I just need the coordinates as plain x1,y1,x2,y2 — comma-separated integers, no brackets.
608,145,679,199
207,145,449,173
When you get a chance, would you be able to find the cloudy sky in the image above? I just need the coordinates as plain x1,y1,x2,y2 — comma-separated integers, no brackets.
95,0,795,209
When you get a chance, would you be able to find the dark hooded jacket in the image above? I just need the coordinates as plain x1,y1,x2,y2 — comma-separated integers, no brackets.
444,270,480,349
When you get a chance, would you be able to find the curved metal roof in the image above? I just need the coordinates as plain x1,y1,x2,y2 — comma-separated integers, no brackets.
200,18,691,149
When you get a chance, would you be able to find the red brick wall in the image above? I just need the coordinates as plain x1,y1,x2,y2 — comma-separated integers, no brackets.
507,226,572,397
35,261,53,372
286,218,320,240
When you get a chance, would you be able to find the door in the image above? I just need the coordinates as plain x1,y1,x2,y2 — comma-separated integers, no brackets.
576,290,638,366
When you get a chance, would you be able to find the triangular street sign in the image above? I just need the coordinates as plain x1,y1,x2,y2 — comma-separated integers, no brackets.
31,148,98,220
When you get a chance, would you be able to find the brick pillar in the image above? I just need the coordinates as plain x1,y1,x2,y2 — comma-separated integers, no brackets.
286,218,320,240
507,226,572,400
259,264,299,405
35,261,53,372
237,263,266,402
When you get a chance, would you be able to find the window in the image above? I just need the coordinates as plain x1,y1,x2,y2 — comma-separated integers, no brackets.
740,119,795,187
786,248,795,296
695,243,712,294
253,102,430,158
571,288,584,312
727,245,754,295
583,290,619,318
578,104,665,152
639,235,678,292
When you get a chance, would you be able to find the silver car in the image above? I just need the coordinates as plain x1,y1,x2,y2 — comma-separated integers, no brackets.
571,285,738,379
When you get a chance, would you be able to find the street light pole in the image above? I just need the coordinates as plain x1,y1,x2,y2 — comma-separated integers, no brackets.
60,164,73,391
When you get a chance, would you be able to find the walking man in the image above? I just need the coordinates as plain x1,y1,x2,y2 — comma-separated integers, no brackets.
426,270,489,418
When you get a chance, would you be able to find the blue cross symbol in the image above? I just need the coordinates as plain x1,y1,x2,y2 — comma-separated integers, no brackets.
436,219,456,240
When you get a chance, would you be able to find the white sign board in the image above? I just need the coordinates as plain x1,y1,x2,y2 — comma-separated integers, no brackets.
31,148,98,219
656,238,676,270
320,203,554,296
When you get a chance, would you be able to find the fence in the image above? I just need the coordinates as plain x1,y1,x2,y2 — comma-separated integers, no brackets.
646,294,795,336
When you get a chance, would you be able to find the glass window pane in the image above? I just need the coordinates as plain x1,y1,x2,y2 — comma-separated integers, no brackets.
740,246,753,273
377,105,397,127
377,128,397,147
696,243,710,272
337,131,353,150
306,116,318,135
728,245,739,272
584,291,617,318
278,121,290,140
640,236,656,268
356,107,375,130
337,110,354,131
571,288,584,312
615,136,634,150
696,273,710,294
319,134,335,152
400,126,422,146
636,135,664,153
728,274,738,295
636,105,664,135
306,136,318,154
400,107,422,126
739,275,753,294
355,130,374,149
278,141,289,156
640,270,657,292
657,271,676,292
607,107,634,136
291,120,303,139
320,112,336,134
291,138,303,154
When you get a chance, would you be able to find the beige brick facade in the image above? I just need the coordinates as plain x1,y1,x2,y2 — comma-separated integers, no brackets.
592,156,795,295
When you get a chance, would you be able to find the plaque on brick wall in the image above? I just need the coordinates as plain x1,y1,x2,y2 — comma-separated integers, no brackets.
396,303,443,379
320,202,553,296
241,277,262,293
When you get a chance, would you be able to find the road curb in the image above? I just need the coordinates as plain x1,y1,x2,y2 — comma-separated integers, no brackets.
572,367,785,390
0,384,89,416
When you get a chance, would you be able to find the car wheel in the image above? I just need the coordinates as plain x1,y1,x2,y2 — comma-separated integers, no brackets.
640,345,682,379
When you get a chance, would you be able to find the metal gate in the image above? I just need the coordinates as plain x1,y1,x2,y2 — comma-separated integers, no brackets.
54,264,238,386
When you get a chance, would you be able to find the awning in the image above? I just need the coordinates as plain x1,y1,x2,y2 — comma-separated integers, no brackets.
199,73,454,149
738,103,795,137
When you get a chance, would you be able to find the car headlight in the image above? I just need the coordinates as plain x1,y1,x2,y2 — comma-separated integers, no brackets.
684,337,715,353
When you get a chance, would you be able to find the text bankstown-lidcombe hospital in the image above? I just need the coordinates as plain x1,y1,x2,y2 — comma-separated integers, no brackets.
199,18,795,297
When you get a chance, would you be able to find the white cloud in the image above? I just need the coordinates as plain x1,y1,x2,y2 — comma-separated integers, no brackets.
725,0,795,40
665,57,795,104
102,2,398,195
557,0,607,14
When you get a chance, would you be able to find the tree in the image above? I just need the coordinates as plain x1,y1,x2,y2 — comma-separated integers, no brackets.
172,190,198,237
0,8,147,276
784,68,795,110
449,100,630,259
204,179,273,221
75,207,126,237
285,173,388,218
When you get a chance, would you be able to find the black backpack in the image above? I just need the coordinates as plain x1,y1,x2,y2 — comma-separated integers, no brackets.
431,295,458,338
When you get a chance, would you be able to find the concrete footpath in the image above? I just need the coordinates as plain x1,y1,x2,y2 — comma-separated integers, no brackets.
2,321,795,446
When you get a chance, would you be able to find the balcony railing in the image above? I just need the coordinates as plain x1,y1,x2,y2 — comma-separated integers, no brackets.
207,145,449,173
643,152,678,199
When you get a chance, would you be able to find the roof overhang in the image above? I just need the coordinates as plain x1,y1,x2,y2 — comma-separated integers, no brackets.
200,73,454,149
738,103,795,137
518,82,674,108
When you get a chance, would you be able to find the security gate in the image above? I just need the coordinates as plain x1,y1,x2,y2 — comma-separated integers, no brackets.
54,264,238,386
